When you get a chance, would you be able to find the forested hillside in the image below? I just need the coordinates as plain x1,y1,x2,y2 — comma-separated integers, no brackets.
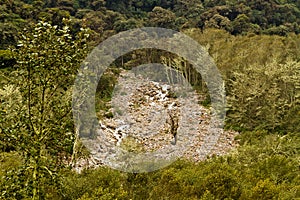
0,0,299,199
2,0,300,48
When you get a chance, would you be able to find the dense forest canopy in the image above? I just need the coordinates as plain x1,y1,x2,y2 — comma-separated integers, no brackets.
1,0,300,48
2,0,300,68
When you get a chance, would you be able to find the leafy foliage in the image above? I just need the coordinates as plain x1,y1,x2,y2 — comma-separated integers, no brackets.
227,59,300,132
0,21,88,199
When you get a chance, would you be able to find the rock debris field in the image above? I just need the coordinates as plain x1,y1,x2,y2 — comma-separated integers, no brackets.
76,67,239,172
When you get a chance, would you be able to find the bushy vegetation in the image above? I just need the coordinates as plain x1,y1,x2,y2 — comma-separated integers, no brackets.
1,132,298,199
227,59,300,132
0,1,299,199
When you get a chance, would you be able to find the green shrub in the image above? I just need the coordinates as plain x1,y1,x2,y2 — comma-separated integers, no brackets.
250,179,280,199
60,167,126,200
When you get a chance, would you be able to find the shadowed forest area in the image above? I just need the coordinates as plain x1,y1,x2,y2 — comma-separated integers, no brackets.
0,0,299,199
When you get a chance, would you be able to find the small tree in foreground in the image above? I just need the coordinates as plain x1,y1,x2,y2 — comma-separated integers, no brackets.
0,21,89,199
